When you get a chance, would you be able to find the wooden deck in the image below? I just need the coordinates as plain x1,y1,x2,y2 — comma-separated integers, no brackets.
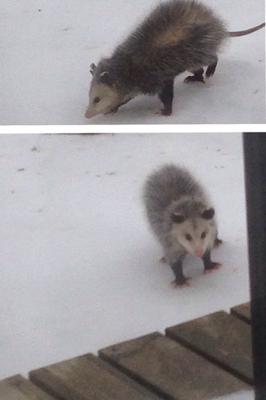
1,302,252,400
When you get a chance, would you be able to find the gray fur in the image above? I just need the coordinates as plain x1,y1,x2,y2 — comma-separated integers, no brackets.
143,164,218,269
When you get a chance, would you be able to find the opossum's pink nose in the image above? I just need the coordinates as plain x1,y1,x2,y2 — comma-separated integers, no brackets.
195,248,204,258
85,109,96,119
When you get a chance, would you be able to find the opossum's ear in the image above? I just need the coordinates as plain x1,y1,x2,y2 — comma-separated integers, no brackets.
171,213,185,224
99,71,113,85
201,208,215,220
90,63,97,76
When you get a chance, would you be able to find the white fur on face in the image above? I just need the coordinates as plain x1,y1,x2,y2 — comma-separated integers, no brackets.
85,83,123,118
171,218,215,257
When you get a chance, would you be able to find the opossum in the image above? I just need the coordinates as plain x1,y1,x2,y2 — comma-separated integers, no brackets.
85,0,265,118
143,164,221,286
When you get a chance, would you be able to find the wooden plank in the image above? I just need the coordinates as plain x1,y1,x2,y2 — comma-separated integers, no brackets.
30,353,160,400
166,311,253,384
100,332,249,400
0,375,55,400
231,303,251,323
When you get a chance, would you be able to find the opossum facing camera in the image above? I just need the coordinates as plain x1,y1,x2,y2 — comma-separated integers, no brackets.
143,164,222,287
85,0,265,118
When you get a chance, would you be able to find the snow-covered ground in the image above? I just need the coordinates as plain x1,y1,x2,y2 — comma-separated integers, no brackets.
214,393,254,400
0,0,265,125
0,132,250,392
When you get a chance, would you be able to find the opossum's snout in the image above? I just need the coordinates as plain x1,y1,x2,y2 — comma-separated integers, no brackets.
183,233,205,258
85,108,98,119
85,82,125,119
171,208,215,258
194,248,204,258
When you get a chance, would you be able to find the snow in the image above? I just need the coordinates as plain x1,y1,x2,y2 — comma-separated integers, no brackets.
213,392,254,400
0,132,250,392
0,0,265,125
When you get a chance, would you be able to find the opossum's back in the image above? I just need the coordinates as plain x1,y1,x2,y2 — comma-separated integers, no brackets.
143,164,204,216
137,0,227,51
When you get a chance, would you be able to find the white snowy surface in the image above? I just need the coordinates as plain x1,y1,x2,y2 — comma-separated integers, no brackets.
0,0,265,125
213,392,254,400
0,132,250,384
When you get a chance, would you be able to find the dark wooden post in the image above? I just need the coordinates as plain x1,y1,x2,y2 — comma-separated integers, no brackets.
243,132,266,400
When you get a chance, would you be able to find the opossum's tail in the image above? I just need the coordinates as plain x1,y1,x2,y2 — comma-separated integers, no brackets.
229,22,265,37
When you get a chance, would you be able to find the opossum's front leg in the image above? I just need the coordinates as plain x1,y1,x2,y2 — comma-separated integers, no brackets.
202,250,221,273
106,98,132,114
107,104,122,114
158,79,174,116
106,107,119,114
170,257,190,286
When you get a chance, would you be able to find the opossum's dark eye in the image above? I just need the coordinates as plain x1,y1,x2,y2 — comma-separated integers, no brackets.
94,97,100,104
185,234,192,241
201,231,206,239
202,208,215,220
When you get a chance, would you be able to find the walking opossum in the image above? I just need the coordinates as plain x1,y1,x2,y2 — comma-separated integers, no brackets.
85,0,265,118
143,164,221,286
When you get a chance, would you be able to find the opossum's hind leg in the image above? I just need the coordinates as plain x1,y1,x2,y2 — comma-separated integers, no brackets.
184,68,205,84
206,56,218,78
158,79,174,116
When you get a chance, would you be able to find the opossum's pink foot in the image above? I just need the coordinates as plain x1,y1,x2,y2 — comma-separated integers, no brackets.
204,262,222,274
184,75,205,84
171,278,191,288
